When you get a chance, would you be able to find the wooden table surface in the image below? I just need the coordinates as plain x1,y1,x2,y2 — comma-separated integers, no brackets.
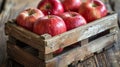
0,0,120,66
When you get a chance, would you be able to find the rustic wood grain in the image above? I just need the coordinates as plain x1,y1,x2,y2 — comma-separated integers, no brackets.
94,53,108,67
5,21,45,52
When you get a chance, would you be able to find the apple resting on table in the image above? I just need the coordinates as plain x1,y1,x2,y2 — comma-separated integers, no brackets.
16,8,44,31
37,0,64,15
78,0,108,23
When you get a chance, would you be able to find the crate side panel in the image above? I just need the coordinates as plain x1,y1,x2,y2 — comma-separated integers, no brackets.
5,22,45,52
45,14,118,54
7,42,45,67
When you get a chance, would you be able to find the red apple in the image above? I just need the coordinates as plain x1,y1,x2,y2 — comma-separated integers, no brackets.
33,15,67,36
60,12,87,30
16,8,44,31
53,48,63,54
37,0,64,15
61,0,81,11
78,0,108,22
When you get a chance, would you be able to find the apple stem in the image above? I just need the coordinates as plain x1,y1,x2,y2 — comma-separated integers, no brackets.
29,9,34,15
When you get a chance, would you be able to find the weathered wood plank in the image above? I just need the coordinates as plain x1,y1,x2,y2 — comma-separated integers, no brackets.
46,33,116,67
81,57,97,67
94,53,108,67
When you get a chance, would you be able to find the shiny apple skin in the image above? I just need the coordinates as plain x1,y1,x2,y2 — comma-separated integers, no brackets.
53,48,63,54
16,8,44,31
33,15,67,36
37,0,64,15
78,0,108,22
61,0,81,11
60,12,87,30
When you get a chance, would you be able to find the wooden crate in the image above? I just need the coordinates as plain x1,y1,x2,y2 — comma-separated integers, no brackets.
5,13,119,67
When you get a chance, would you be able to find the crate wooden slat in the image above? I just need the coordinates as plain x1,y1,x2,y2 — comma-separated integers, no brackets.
5,13,118,55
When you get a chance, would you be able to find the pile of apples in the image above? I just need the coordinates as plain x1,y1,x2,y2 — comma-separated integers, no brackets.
16,0,108,54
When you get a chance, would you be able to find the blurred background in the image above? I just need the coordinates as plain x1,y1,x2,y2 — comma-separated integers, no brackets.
0,0,120,66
